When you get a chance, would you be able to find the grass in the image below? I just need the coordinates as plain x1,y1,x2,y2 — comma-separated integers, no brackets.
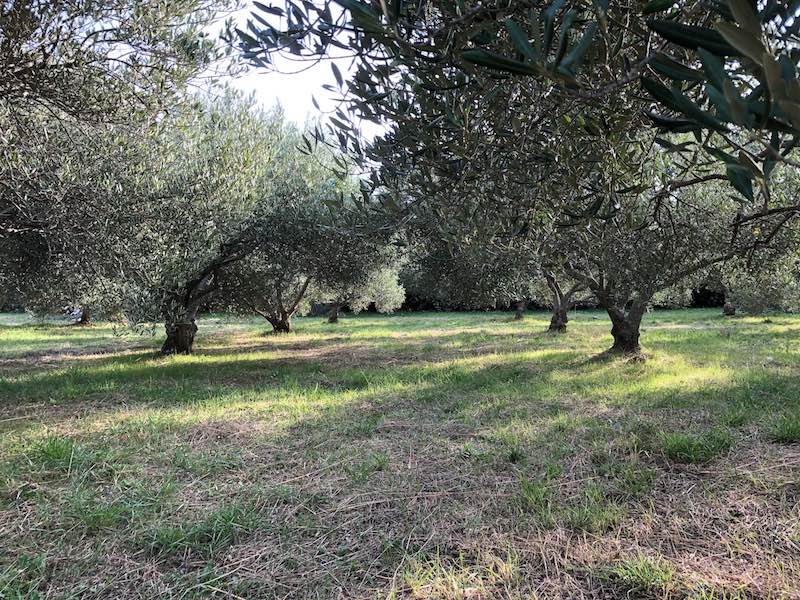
660,428,734,463
607,553,675,593
0,309,799,597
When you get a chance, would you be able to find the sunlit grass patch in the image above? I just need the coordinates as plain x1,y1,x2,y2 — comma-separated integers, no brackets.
766,412,800,444
606,553,675,594
1,310,799,598
660,429,734,464
392,549,519,600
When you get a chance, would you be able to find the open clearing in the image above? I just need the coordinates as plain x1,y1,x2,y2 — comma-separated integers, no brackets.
1,310,799,599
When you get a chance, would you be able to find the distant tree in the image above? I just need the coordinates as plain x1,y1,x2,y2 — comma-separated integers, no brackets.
108,92,285,354
218,152,399,333
556,181,751,354
1,0,236,281
722,251,800,315
322,261,405,323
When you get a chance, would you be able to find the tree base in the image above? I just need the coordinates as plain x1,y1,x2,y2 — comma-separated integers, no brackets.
161,322,197,355
548,309,568,333
270,320,292,334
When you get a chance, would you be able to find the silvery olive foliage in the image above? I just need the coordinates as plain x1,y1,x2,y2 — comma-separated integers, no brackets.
103,91,288,348
1,0,238,306
216,135,402,332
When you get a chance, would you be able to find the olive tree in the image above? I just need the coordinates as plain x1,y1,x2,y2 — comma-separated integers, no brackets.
1,0,236,283
218,152,401,333
108,92,285,354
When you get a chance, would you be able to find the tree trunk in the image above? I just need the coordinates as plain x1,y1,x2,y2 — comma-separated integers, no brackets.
269,316,292,333
514,301,526,320
76,307,92,325
543,271,583,335
722,301,736,316
161,319,198,355
328,302,340,323
548,305,569,333
606,303,646,355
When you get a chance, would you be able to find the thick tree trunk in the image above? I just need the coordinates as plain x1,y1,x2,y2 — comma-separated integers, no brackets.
606,303,646,355
161,319,198,355
543,271,584,335
269,316,292,333
514,301,526,320
328,302,340,323
548,305,569,333
75,307,92,325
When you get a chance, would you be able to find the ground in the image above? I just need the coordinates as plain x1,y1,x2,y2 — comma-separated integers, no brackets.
0,309,798,599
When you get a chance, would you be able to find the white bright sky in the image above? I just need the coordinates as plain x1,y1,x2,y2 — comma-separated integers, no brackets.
221,3,356,128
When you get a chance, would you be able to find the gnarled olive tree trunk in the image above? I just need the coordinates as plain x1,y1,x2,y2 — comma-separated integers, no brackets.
514,301,526,320
328,301,340,323
161,314,198,355
160,272,218,355
605,301,647,355
543,272,584,334
253,277,311,334
549,304,569,333
76,307,92,325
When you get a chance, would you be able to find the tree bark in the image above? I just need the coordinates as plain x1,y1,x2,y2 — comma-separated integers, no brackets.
549,305,569,333
606,303,646,355
268,316,292,333
543,272,583,334
161,319,198,355
328,302,340,323
514,301,526,320
75,307,91,325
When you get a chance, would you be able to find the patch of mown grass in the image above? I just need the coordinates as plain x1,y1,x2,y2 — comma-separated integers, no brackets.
606,554,675,593
346,451,390,483
61,477,177,533
660,429,734,463
141,501,264,559
0,554,48,600
392,549,519,600
563,483,623,533
170,446,244,476
25,435,116,479
766,413,800,444
518,477,554,525
2,310,800,597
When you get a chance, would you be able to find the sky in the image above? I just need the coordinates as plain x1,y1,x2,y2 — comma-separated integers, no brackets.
223,3,354,127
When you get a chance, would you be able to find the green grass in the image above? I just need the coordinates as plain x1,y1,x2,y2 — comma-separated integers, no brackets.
607,554,675,593
767,412,800,444
0,309,798,597
660,428,734,463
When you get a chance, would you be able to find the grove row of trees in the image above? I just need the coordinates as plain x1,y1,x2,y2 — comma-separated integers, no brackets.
3,0,800,359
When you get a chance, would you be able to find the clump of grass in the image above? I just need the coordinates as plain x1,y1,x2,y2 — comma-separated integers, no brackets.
608,553,675,592
518,477,554,525
346,451,390,483
687,587,747,600
660,429,733,463
0,554,47,599
720,402,754,427
494,431,526,464
394,549,518,599
142,502,263,559
612,465,657,499
26,435,107,476
68,486,130,531
563,484,622,533
170,447,244,476
766,413,800,444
